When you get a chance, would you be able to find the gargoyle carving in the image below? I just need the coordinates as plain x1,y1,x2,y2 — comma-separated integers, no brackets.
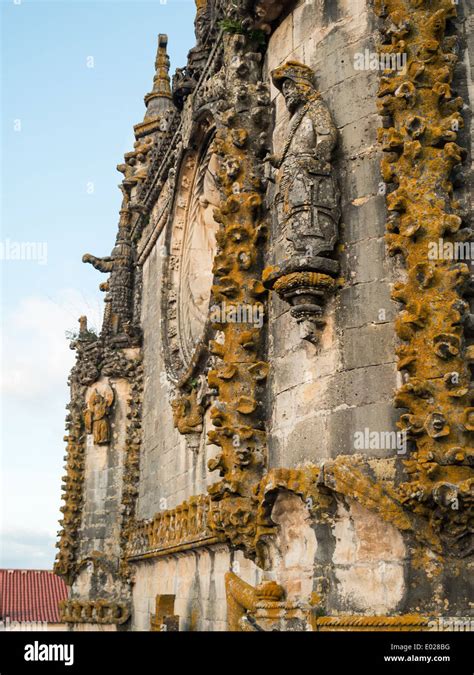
83,216,137,339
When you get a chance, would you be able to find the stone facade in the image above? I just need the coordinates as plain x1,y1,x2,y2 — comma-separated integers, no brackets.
55,0,473,631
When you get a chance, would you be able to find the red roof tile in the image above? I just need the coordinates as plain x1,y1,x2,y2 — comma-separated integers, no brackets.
0,569,69,623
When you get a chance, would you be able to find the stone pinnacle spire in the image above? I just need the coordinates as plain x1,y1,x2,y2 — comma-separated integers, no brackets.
144,34,172,118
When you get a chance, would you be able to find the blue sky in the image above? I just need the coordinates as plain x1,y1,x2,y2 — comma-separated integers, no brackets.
0,0,195,568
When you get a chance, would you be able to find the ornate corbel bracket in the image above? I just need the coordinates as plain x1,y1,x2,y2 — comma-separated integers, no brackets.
263,267,338,344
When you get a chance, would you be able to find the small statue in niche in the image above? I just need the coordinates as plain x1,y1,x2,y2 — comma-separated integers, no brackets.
263,61,341,344
84,386,114,445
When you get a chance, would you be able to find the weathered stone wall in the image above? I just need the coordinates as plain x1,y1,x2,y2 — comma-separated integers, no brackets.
131,546,261,631
265,0,399,468
137,230,221,519
130,0,474,626
264,489,407,613
259,0,474,619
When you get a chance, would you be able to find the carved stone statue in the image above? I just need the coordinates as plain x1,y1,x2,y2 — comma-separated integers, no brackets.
267,60,340,260
84,387,114,445
263,61,341,343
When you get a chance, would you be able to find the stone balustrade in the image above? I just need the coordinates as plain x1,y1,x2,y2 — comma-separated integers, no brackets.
127,494,225,559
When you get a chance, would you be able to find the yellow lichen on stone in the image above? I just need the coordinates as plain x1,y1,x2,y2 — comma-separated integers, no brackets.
376,0,473,557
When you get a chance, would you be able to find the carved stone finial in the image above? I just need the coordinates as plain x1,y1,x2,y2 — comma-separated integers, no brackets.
78,315,88,336
145,34,172,109
82,214,137,339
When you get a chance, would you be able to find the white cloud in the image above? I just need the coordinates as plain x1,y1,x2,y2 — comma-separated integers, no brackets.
0,289,103,564
1,289,102,401
0,529,56,569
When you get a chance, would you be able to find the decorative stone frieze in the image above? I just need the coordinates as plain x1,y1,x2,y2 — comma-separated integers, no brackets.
127,495,225,559
59,599,130,625
310,615,430,632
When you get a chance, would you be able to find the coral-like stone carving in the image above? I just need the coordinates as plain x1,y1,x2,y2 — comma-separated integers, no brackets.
171,389,204,434
205,29,271,555
263,61,341,343
60,599,130,625
375,0,473,557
